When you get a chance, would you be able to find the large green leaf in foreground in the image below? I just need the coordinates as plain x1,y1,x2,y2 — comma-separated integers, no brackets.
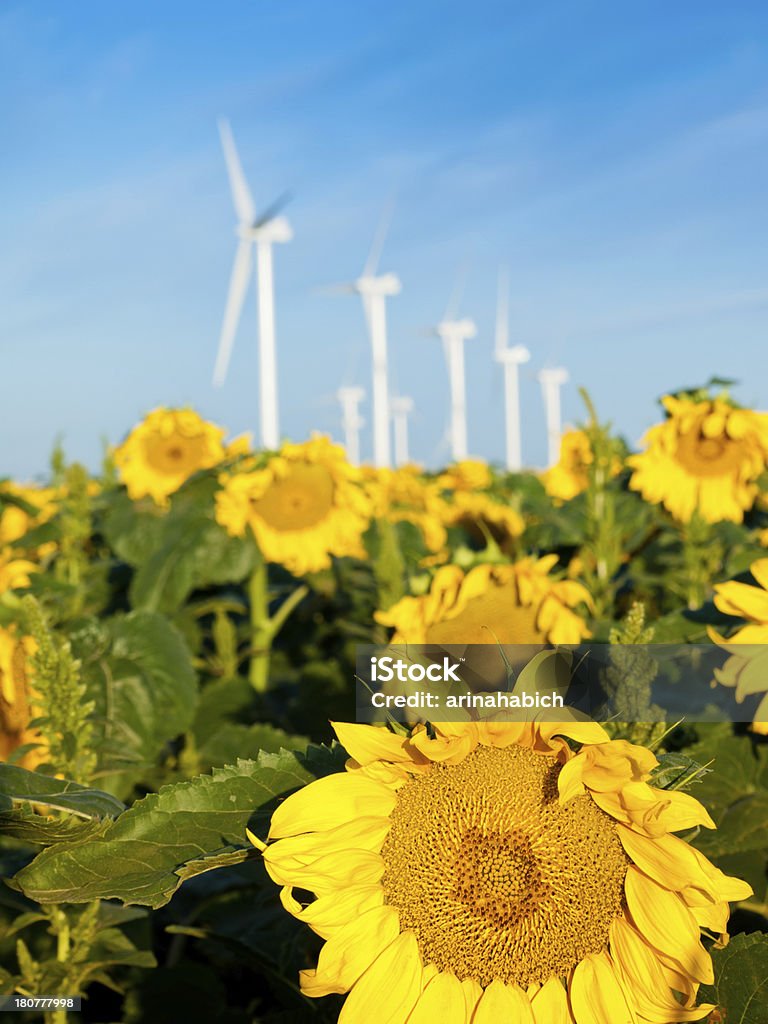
14,746,344,909
698,932,768,1024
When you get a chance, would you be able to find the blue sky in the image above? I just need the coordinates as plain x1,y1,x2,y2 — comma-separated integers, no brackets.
2,1,768,477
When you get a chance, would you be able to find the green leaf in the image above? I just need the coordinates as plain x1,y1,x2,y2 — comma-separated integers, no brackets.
126,476,257,613
688,732,768,857
85,611,197,792
698,932,768,1023
651,752,712,790
0,807,104,846
14,746,342,909
0,764,125,819
101,490,168,567
198,723,309,771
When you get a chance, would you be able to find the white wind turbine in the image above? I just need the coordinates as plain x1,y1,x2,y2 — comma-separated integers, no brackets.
321,204,400,468
213,119,293,450
337,386,366,466
431,271,477,462
494,267,530,472
390,395,414,466
538,367,569,467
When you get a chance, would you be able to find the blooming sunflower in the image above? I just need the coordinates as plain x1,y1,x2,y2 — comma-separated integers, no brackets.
628,396,768,524
376,557,592,647
255,719,750,1023
215,436,371,576
362,465,448,554
441,492,525,552
543,429,609,504
113,407,230,505
708,557,768,734
0,483,58,547
0,627,43,766
436,460,493,492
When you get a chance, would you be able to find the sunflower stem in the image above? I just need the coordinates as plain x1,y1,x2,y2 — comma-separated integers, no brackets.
248,553,272,693
682,513,718,610
577,389,622,619
247,557,309,692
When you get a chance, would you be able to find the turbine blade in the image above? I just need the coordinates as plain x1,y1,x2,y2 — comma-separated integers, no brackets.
315,282,357,296
363,196,396,277
495,265,509,354
218,119,256,225
253,190,293,228
213,240,252,387
361,291,374,338
443,260,470,322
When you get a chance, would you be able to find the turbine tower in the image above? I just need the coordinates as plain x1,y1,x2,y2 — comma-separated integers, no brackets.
432,271,476,462
538,367,569,468
494,267,530,471
337,386,365,466
322,203,400,468
391,395,414,466
213,119,292,450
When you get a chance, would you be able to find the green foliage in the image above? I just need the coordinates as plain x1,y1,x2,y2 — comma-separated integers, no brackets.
698,932,768,1023
689,731,768,857
2,401,768,1021
21,597,97,783
79,611,197,794
14,746,342,910
102,476,258,613
0,766,124,819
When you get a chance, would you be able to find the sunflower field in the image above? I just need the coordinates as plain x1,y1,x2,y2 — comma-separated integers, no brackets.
1,385,768,1024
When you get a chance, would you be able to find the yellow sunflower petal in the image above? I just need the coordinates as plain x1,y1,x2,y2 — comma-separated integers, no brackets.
617,827,707,892
570,950,636,1024
263,846,384,894
461,977,482,1018
300,905,400,997
338,931,423,1024
610,917,714,1023
406,972,466,1024
268,774,397,838
279,883,384,939
530,976,570,1024
625,868,713,984
472,980,534,1023
332,722,425,767
646,788,716,833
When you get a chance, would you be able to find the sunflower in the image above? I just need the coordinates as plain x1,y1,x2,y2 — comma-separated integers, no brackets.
441,492,525,551
628,396,768,524
0,627,44,766
376,557,592,647
215,436,371,576
708,557,768,734
543,429,614,504
254,719,749,1023
0,482,58,551
362,465,448,554
437,459,493,492
113,407,230,505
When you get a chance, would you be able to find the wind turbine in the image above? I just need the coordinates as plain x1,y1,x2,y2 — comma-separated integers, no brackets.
337,386,365,466
321,204,400,468
391,395,414,466
538,367,569,467
213,119,292,450
431,270,477,462
494,267,530,471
